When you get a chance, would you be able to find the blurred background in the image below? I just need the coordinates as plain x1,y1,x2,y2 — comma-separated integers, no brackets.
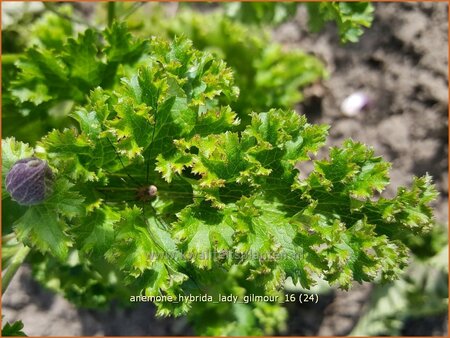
2,2,448,336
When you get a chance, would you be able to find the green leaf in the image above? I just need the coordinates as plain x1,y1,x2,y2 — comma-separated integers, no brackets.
39,129,101,182
307,2,374,43
110,97,154,158
150,10,326,119
15,205,72,261
2,320,27,336
12,47,69,104
351,244,448,335
44,178,85,219
233,197,314,289
76,206,119,257
174,203,235,269
314,139,391,198
375,175,438,235
30,5,73,49
13,178,83,261
40,128,92,154
106,206,186,282
192,105,240,135
6,26,439,331
104,22,148,63
104,205,193,316
11,22,150,113
10,84,52,106
62,29,106,89
243,109,328,169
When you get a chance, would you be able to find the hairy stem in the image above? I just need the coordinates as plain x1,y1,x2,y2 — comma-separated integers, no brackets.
2,245,31,294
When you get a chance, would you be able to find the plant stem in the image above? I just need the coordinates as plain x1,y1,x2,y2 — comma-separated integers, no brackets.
107,2,116,27
2,245,30,294
2,54,22,65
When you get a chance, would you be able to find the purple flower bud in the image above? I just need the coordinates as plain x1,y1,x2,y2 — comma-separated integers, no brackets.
5,158,54,206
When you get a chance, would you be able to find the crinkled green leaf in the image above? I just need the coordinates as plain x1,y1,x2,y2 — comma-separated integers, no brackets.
44,178,85,219
174,202,235,269
38,129,98,182
11,84,52,106
30,252,131,309
188,266,287,335
105,206,190,316
313,139,391,198
40,128,92,154
374,175,438,234
143,9,326,119
5,27,438,328
110,98,153,158
106,206,181,276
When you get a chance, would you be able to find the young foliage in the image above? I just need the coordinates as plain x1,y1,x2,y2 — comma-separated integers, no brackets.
2,6,78,143
203,1,374,44
10,22,147,112
132,7,327,120
307,2,374,43
2,24,437,335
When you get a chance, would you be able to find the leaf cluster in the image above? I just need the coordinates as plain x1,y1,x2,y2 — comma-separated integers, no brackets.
1,13,437,336
11,22,146,109
130,6,327,122
307,2,374,43
211,1,374,44
351,235,448,336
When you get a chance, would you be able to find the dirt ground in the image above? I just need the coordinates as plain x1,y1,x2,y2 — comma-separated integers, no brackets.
2,2,448,336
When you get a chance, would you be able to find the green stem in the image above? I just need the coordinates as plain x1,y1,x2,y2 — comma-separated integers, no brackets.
2,54,22,65
97,187,136,191
107,2,116,27
2,245,30,294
